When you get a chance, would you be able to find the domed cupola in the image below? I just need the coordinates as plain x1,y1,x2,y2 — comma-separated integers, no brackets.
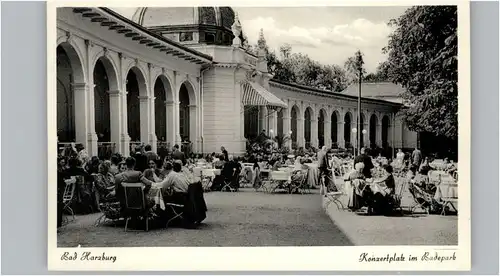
131,7,245,46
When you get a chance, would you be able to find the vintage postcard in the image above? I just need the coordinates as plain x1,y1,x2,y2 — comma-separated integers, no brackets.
48,0,471,271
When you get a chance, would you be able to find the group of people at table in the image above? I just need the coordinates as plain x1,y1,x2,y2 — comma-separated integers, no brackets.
57,143,207,229
342,147,458,215
57,142,458,228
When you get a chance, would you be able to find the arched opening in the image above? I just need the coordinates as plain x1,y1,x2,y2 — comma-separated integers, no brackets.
93,56,119,159
331,111,338,147
370,114,378,148
277,108,284,136
244,107,259,140
304,107,312,148
178,81,197,154
291,105,299,147
56,45,77,143
94,59,111,143
382,115,390,149
154,75,173,142
179,83,191,141
344,112,352,148
318,109,326,147
126,67,147,143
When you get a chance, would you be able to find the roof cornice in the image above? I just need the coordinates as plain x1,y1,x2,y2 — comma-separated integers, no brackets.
72,7,213,65
269,80,402,107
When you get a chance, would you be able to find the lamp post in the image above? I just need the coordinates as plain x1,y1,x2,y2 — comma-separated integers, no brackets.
352,127,358,156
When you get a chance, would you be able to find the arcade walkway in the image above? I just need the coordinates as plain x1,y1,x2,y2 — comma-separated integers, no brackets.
57,189,353,247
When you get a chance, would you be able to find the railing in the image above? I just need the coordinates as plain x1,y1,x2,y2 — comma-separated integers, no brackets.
58,142,75,156
97,142,116,160
157,141,171,161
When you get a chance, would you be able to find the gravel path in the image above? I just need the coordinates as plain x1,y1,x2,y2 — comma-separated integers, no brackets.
58,189,353,247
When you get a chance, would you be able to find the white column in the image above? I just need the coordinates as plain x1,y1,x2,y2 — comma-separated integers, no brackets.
121,90,130,157
108,90,123,154
240,103,245,148
189,104,197,152
283,108,291,149
376,122,382,148
297,117,305,148
324,119,331,148
138,95,150,144
73,83,93,153
149,95,157,152
165,100,176,147
270,110,278,138
311,117,318,148
366,114,372,148
174,100,182,145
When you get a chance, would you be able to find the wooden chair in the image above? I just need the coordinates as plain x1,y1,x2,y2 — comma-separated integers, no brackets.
122,183,151,232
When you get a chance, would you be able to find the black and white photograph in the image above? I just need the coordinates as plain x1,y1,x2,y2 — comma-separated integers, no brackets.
50,0,470,271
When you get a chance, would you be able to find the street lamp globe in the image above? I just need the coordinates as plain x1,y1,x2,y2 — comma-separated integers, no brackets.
289,130,293,135
269,129,274,133
362,129,367,135
352,128,357,133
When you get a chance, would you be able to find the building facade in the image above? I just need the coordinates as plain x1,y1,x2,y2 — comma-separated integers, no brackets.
56,7,417,157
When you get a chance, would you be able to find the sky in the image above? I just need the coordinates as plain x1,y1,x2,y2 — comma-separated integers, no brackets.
112,6,410,73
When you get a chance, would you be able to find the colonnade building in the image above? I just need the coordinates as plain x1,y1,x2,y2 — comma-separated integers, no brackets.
56,7,418,157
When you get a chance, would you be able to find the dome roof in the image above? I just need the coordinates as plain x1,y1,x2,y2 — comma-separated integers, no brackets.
132,7,235,30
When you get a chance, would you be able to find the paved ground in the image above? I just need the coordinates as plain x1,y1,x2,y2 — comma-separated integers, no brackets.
58,184,458,247
325,179,458,245
58,188,354,247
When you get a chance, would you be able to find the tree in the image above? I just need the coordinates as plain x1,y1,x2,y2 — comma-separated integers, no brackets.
364,61,390,82
344,50,366,84
384,6,457,139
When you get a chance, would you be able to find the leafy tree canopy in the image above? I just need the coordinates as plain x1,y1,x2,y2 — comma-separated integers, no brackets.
246,42,348,92
384,6,458,139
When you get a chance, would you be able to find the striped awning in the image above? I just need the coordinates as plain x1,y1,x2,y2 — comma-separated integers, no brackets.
241,81,288,109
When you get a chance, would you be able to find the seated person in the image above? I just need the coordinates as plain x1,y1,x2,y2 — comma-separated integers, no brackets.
220,155,240,190
143,159,163,182
114,157,154,210
158,161,190,204
347,163,367,210
94,161,116,201
370,164,396,215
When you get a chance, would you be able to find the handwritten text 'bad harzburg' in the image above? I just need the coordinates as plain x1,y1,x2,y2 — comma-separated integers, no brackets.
61,252,117,263
359,252,456,263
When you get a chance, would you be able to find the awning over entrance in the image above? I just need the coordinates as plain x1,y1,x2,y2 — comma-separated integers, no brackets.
241,81,288,109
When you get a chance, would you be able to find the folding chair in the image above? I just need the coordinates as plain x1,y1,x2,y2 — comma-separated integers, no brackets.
122,183,151,232
221,169,238,192
94,201,121,226
391,177,409,215
201,169,216,191
440,183,458,216
165,202,185,227
268,171,290,193
62,178,77,222
324,176,347,210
